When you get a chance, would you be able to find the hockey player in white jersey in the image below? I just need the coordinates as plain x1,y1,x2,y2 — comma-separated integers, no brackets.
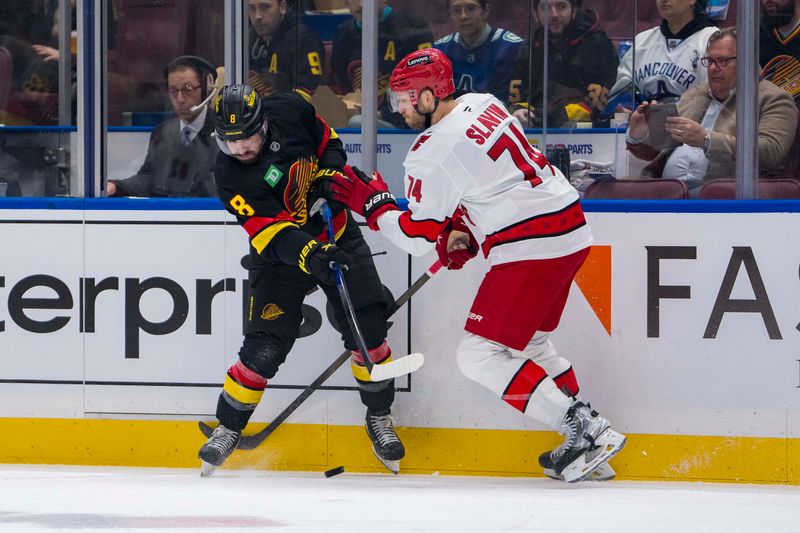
329,48,625,483
607,0,718,107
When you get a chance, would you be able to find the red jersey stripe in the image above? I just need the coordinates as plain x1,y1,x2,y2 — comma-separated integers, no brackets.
481,200,586,257
398,211,447,243
502,360,547,413
243,212,295,237
228,360,268,390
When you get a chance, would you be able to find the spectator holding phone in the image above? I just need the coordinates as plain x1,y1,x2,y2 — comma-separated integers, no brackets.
626,28,797,195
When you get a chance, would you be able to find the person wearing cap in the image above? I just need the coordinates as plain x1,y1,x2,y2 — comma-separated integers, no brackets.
197,85,406,476
329,48,626,483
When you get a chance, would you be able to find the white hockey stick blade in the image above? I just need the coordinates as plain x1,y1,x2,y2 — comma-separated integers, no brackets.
368,352,425,381
561,428,626,483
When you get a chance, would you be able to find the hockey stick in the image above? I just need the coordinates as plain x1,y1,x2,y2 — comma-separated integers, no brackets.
198,260,443,449
316,199,425,381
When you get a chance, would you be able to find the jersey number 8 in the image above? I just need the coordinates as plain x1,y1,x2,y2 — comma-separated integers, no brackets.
230,194,255,216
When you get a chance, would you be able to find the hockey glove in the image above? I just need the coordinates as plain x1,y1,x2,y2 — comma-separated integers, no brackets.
436,214,479,271
331,165,399,231
298,239,351,286
311,167,346,204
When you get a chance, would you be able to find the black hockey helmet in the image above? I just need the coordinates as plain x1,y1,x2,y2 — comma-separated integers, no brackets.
214,84,269,160
214,84,265,141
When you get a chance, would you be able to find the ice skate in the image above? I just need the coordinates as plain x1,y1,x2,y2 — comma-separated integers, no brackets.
365,411,405,474
539,401,626,483
542,460,616,481
198,424,241,477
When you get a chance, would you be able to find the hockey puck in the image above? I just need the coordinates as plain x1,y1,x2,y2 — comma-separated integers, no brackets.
324,466,345,478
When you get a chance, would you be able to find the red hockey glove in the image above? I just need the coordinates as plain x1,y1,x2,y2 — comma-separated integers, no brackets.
436,215,479,271
330,165,399,230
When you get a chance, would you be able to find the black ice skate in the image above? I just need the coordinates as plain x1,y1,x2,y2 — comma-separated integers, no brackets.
539,401,626,483
198,424,241,477
365,411,405,474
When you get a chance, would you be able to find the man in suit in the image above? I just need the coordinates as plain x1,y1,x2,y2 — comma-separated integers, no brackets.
626,27,797,195
107,56,218,197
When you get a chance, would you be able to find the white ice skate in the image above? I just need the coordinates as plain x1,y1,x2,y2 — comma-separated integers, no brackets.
539,401,626,483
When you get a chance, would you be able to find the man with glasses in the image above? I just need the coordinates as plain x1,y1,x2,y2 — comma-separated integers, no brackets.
626,27,797,195
433,0,525,103
107,56,218,197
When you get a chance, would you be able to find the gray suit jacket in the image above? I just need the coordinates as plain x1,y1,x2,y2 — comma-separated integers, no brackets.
111,110,219,197
628,80,798,181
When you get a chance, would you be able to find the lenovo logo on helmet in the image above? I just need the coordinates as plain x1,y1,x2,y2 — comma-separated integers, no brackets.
407,55,432,67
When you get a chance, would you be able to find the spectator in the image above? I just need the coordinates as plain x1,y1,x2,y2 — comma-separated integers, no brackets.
760,0,800,108
331,0,433,128
626,28,798,195
0,0,117,124
607,0,717,109
433,0,525,103
107,56,219,197
247,0,325,100
509,0,618,127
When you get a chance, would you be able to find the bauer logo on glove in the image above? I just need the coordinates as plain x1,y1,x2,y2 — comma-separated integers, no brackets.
330,165,399,231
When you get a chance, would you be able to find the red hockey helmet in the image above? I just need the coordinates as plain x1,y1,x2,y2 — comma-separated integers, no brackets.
389,48,455,108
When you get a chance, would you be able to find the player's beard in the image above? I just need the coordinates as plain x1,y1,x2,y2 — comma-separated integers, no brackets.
762,2,795,28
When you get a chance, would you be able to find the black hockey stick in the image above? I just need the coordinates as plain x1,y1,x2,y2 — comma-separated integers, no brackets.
317,199,424,381
198,258,443,450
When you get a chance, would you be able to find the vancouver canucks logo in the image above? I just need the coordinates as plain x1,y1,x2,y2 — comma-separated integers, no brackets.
284,157,318,225
260,303,284,321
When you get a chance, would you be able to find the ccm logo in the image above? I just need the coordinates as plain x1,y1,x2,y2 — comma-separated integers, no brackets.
468,312,483,322
366,192,393,210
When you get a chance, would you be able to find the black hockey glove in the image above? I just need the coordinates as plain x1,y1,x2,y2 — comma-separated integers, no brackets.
298,239,351,286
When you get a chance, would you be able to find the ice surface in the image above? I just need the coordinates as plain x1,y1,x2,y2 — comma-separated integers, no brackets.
0,465,797,532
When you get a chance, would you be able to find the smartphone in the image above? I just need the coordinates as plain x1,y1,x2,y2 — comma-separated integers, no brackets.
645,102,679,150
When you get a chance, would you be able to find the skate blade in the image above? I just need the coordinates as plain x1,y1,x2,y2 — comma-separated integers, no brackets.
200,461,218,478
371,445,400,475
562,429,626,483
544,461,616,482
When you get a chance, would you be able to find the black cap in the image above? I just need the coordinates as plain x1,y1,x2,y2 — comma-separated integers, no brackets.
214,84,264,141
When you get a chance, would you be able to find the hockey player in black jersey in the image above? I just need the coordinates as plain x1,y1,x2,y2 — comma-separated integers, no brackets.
198,85,404,476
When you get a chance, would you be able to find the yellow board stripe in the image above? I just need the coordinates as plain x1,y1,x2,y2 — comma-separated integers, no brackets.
1,418,799,485
223,375,265,405
251,221,297,254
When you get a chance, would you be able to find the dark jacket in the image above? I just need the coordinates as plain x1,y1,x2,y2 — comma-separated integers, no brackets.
511,8,618,126
331,8,433,127
110,110,218,197
248,8,325,98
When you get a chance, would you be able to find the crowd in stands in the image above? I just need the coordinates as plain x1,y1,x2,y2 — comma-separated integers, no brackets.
1,0,798,198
